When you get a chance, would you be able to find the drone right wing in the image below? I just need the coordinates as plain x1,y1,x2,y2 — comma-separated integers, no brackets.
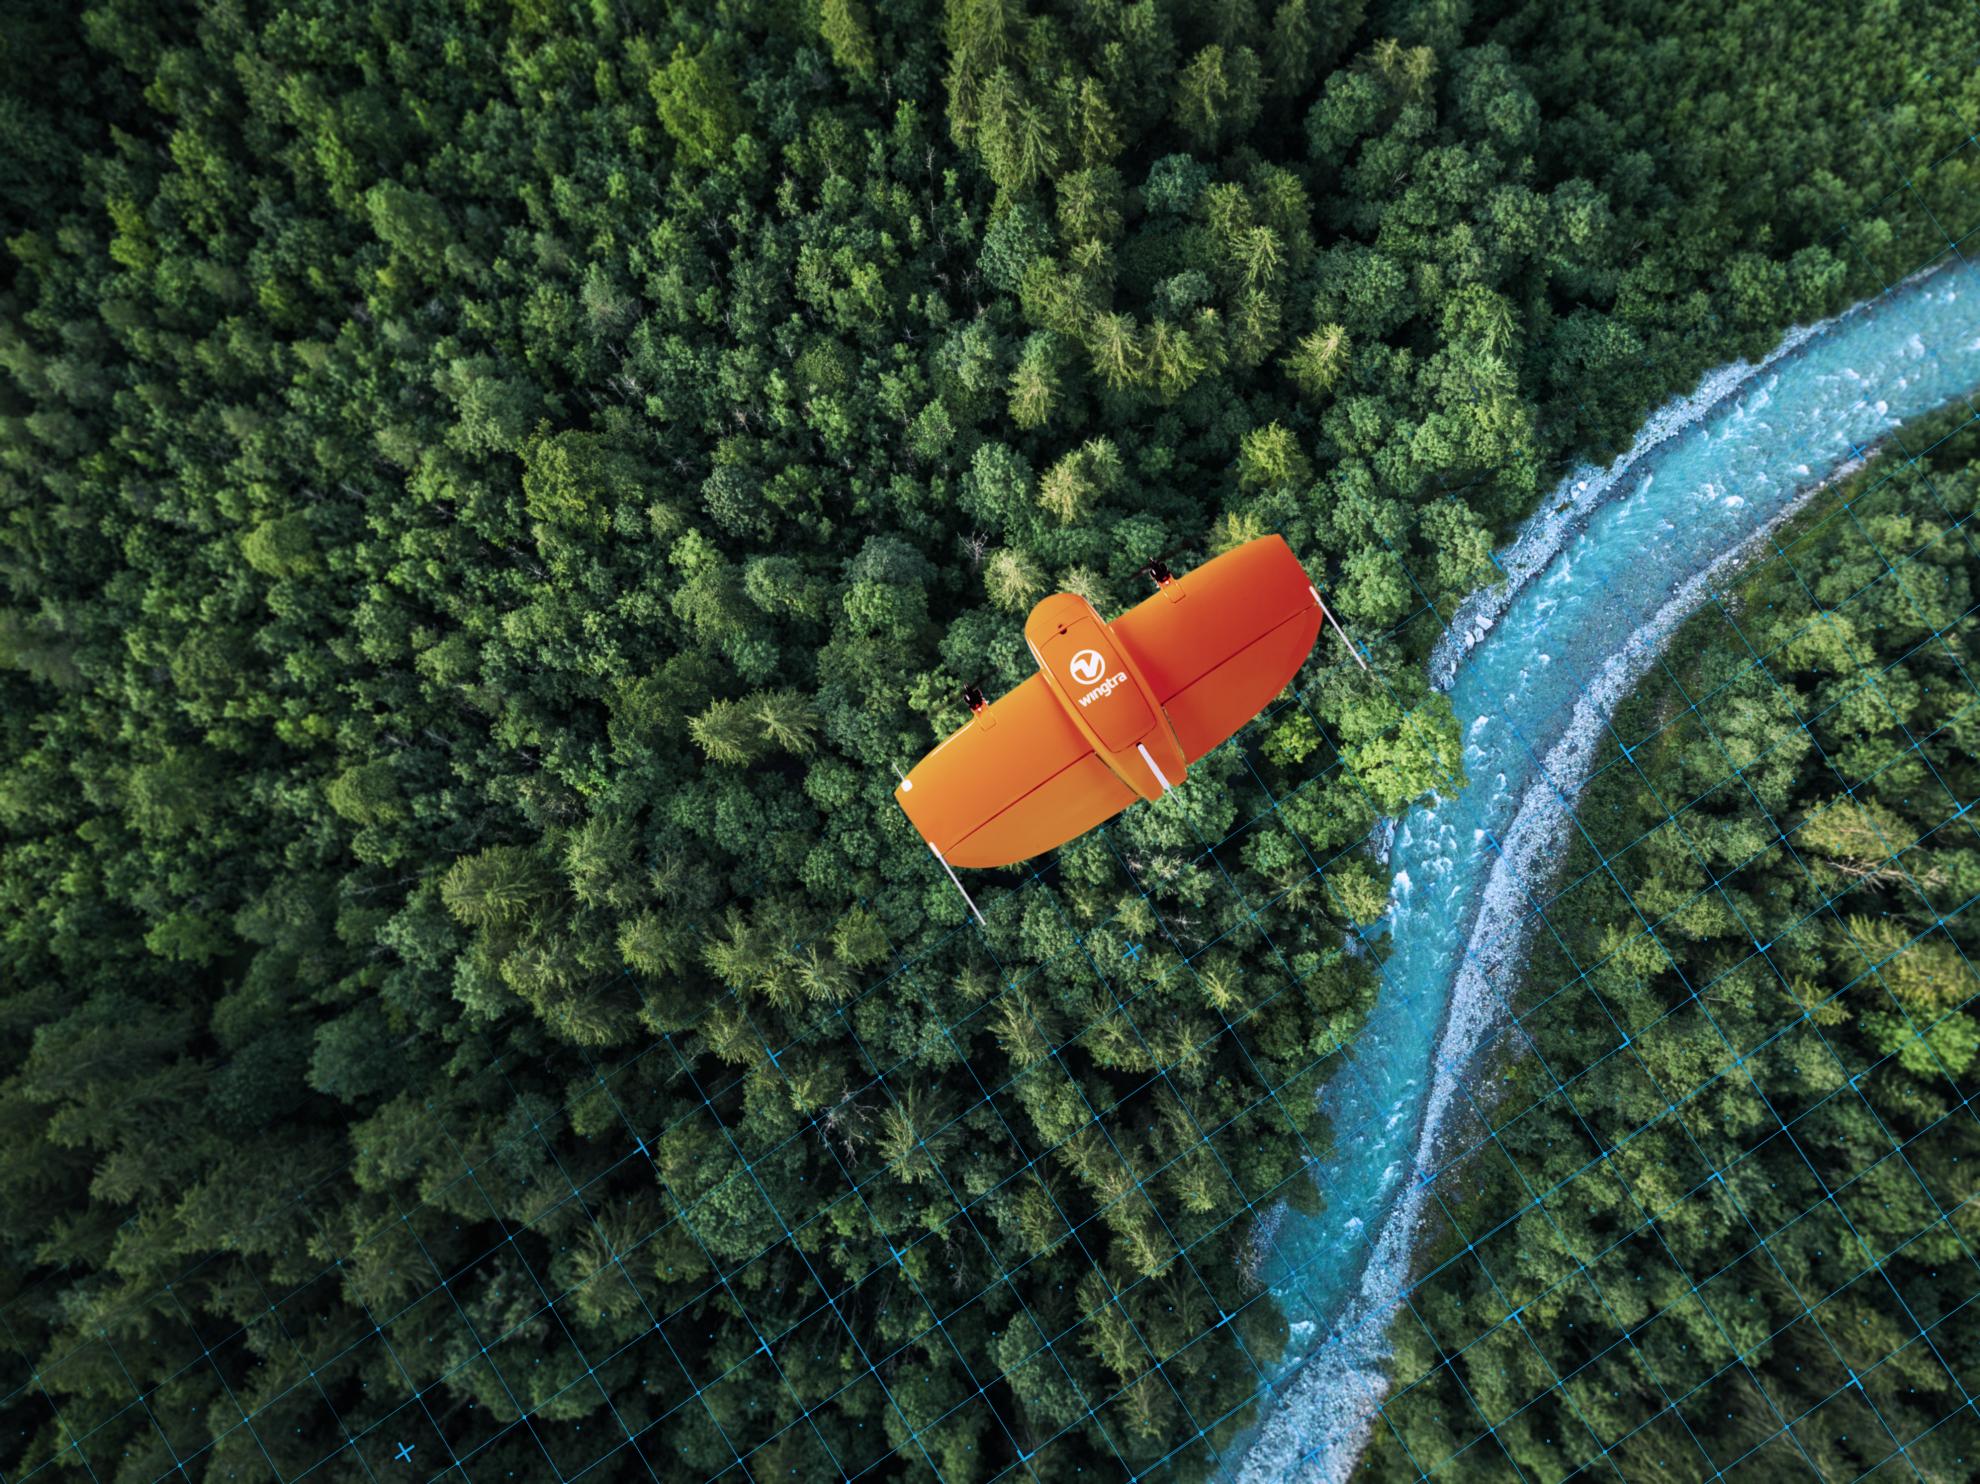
1110,535,1323,762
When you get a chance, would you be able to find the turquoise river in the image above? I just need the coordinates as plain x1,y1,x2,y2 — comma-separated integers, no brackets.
1231,256,1980,1482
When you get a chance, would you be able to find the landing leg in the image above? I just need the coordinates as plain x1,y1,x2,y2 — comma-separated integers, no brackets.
1319,593,1370,671
928,841,985,926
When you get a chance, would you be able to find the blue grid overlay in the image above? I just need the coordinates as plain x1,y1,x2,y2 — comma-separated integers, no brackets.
4,88,1980,1484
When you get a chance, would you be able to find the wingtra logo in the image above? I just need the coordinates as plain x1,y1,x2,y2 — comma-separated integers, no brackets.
1068,648,1130,708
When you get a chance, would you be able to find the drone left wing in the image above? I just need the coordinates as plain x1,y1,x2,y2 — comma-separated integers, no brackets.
894,674,1138,869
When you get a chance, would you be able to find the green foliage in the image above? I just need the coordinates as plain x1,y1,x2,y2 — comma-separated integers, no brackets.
984,545,1045,611
441,846,557,928
817,0,881,81
325,759,403,826
1236,420,1312,490
240,511,318,577
650,41,745,166
1284,321,1350,399
522,429,642,532
1039,436,1124,523
1175,43,1265,152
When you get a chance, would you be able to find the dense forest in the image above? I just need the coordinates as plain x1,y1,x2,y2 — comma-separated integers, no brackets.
1,0,1976,1479
1363,405,1980,1483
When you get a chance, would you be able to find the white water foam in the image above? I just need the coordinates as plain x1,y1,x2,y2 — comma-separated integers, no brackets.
1370,814,1398,867
1426,345,1796,689
1422,260,1958,693
1241,1196,1292,1284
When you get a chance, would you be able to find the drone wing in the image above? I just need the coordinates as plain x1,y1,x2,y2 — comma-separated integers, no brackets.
894,674,1137,868
1110,535,1322,763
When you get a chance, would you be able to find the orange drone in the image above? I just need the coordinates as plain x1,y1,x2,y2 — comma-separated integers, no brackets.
895,534,1365,918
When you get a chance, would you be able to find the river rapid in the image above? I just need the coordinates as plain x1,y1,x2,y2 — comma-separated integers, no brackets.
1232,256,1980,1483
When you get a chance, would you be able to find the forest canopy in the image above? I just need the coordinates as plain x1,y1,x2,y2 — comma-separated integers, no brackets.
2,0,1977,1480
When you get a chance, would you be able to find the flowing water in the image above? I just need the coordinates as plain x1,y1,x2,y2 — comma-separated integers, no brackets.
1231,256,1980,1482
